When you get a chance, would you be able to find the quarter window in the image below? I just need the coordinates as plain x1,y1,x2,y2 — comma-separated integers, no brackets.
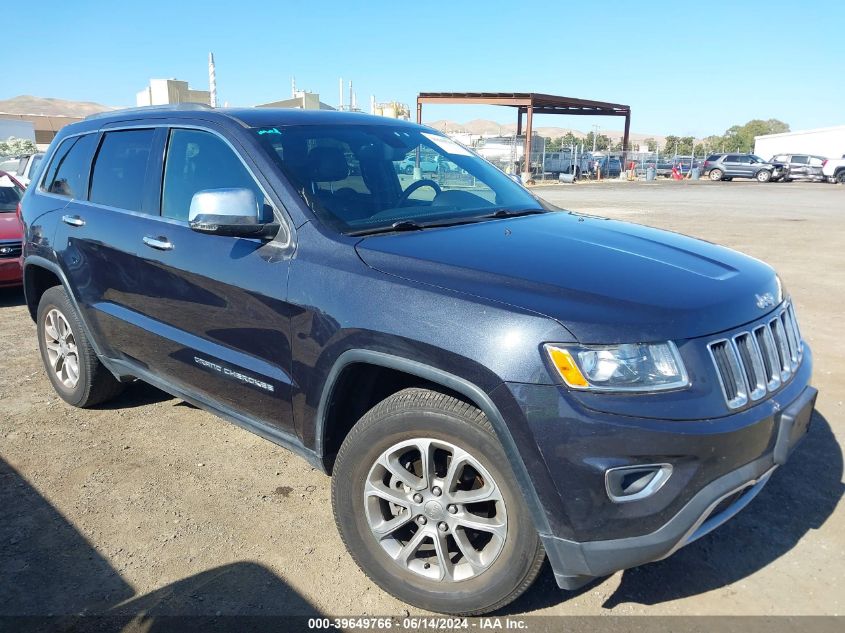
90,130,155,211
41,134,98,199
162,129,265,222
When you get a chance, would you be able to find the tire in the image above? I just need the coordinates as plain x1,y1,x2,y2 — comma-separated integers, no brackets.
756,169,772,183
331,388,545,615
837,171,845,184
709,168,723,181
37,285,124,408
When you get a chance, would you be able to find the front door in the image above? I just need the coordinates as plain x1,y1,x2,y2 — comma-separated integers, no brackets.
127,126,296,432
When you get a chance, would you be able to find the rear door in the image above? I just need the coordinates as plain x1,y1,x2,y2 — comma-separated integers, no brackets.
101,124,296,433
790,155,809,179
722,154,741,176
807,156,824,180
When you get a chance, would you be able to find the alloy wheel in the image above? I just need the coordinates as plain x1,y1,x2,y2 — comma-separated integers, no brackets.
43,308,80,389
364,438,508,582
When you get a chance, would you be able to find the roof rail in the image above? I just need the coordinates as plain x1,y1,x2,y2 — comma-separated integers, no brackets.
84,103,215,121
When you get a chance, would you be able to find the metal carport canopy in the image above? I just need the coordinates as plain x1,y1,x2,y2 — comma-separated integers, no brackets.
416,92,632,175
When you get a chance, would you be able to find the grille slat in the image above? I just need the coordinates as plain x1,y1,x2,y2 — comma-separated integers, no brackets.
708,303,802,409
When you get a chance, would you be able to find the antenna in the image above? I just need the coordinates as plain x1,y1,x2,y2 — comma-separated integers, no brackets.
208,52,217,108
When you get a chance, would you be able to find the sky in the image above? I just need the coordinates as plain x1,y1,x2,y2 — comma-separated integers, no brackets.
7,1,844,138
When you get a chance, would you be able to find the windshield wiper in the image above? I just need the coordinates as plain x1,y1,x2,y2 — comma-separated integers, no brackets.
482,207,547,219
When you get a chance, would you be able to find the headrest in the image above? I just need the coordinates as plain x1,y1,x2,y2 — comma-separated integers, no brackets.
307,146,349,182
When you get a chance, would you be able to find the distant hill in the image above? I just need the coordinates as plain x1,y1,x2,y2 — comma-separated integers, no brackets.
0,95,116,117
426,118,666,146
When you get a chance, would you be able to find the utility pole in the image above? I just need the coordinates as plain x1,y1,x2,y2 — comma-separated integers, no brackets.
592,124,599,152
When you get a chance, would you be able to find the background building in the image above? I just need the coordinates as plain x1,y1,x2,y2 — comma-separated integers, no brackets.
755,125,845,159
255,90,334,111
136,79,210,107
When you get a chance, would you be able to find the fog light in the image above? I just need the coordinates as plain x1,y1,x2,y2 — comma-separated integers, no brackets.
605,464,673,503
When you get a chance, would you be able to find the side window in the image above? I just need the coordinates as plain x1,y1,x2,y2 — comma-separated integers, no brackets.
773,155,787,162
41,134,98,199
90,130,155,211
723,155,739,163
808,156,823,166
791,155,809,164
706,154,721,161
162,129,265,222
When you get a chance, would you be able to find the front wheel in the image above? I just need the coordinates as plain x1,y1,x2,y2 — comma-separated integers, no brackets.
709,168,724,181
331,388,545,615
756,169,772,183
837,171,845,184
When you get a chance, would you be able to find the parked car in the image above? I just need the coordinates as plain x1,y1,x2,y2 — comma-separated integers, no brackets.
0,157,20,174
821,155,845,183
398,154,450,175
11,153,45,187
0,170,24,287
20,106,816,615
591,155,622,178
770,154,826,182
701,153,788,182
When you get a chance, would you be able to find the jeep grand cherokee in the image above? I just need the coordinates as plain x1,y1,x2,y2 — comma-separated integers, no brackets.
19,105,816,615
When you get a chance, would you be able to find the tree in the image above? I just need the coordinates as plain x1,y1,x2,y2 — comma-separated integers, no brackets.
0,137,38,157
663,135,680,155
643,137,657,152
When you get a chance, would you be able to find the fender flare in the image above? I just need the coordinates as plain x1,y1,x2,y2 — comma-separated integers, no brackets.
23,255,109,361
315,349,552,535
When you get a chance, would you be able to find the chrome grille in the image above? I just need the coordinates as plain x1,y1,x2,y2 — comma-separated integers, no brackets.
708,303,803,409
0,241,22,259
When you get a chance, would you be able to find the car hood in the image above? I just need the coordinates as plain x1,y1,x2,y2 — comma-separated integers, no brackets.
355,212,782,343
0,213,23,241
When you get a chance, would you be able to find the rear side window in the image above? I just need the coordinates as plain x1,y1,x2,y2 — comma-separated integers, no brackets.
161,128,265,222
791,155,809,164
809,156,824,166
723,155,740,163
41,134,98,199
90,129,155,211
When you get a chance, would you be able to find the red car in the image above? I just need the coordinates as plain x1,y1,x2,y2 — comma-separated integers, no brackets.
0,170,24,287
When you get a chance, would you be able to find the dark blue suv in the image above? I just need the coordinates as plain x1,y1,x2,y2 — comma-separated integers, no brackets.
19,105,816,615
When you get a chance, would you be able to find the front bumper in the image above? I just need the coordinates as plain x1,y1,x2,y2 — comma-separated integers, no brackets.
0,257,23,287
543,385,815,589
496,348,816,590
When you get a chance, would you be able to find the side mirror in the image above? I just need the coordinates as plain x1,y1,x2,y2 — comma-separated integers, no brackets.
188,188,279,239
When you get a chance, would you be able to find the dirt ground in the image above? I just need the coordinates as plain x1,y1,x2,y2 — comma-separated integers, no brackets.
1,179,843,620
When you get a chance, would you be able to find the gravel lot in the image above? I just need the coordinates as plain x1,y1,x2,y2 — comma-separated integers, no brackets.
1,179,843,620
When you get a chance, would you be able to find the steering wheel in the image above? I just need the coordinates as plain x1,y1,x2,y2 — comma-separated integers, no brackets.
397,179,441,206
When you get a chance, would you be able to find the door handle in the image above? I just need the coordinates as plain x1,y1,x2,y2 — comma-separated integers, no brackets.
62,214,85,227
142,235,174,251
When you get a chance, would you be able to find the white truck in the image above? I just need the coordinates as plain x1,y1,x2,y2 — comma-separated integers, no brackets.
822,156,845,183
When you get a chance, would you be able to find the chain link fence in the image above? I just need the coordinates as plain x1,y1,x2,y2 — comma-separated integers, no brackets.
465,134,704,181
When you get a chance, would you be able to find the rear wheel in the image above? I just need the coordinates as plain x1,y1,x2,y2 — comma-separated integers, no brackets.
37,286,124,407
709,168,723,181
756,169,772,183
837,171,845,184
331,388,545,615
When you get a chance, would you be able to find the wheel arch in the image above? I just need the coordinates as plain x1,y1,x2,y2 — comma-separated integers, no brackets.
23,256,65,322
315,349,552,535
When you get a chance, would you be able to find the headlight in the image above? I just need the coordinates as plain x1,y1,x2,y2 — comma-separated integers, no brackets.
544,342,689,392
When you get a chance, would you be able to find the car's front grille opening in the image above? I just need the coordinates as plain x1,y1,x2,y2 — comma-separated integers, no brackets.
708,303,803,409
0,241,22,259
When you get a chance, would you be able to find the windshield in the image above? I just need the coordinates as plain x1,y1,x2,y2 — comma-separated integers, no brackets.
0,174,23,212
252,124,546,234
